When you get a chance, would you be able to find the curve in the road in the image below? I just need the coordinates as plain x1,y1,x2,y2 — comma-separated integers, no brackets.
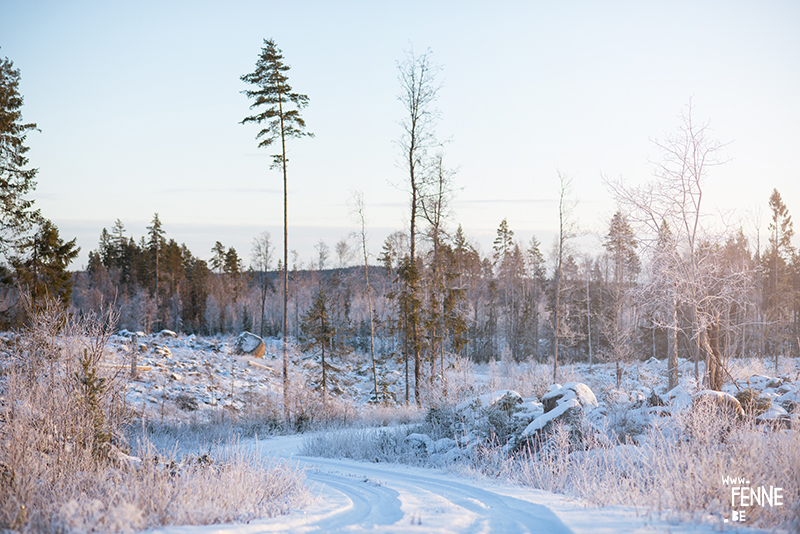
294,455,574,534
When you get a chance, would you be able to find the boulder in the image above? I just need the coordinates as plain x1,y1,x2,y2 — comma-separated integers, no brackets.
648,389,666,407
118,329,145,338
756,403,789,426
456,389,522,413
691,390,744,419
776,384,800,413
542,383,598,413
433,437,458,454
519,382,602,454
233,332,265,358
687,390,745,444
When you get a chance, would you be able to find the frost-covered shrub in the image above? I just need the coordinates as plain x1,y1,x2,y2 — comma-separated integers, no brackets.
685,390,744,445
423,405,458,439
301,426,423,464
0,303,308,532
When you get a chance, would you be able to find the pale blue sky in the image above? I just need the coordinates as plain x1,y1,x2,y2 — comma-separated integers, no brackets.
3,1,799,269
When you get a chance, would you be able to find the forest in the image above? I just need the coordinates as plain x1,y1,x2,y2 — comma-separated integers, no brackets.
60,182,797,398
1,43,798,403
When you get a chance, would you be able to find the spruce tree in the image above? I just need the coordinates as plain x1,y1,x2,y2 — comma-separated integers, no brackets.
300,289,336,403
210,241,226,273
147,213,165,331
765,189,795,370
0,51,39,257
603,211,639,388
12,219,80,310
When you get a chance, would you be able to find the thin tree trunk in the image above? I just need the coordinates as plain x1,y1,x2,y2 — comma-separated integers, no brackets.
586,270,592,368
321,342,326,406
410,179,421,406
280,97,290,423
357,204,379,402
553,264,561,383
404,311,409,404
668,291,678,390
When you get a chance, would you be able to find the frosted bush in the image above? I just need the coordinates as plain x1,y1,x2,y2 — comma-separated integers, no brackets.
0,303,309,532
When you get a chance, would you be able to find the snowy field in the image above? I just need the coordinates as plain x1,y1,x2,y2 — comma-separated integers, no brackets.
117,331,799,533
2,327,799,533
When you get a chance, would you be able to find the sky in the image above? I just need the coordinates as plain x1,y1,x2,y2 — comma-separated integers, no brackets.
2,0,799,270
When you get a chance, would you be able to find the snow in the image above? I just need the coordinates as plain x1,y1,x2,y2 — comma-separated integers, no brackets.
522,382,599,437
233,332,266,358
523,397,581,436
667,384,695,414
139,433,775,534
543,382,598,411
34,331,794,533
757,403,788,421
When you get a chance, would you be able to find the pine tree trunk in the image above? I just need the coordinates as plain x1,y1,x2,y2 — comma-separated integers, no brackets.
280,98,290,423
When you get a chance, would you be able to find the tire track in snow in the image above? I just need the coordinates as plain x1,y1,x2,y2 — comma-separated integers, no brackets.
291,455,574,534
305,470,404,530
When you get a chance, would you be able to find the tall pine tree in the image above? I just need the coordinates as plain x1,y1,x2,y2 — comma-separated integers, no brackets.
241,39,312,421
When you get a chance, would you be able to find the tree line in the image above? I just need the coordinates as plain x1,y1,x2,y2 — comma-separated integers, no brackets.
63,179,798,402
2,42,798,406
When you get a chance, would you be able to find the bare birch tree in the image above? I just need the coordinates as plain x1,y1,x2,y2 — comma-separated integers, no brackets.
606,102,740,391
419,152,457,385
351,190,380,402
552,172,578,382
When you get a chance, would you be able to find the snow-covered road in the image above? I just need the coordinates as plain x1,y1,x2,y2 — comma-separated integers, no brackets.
284,456,573,533
144,433,749,534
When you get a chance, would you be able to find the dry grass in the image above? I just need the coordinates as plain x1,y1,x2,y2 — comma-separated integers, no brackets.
0,302,309,533
301,378,800,531
512,406,800,529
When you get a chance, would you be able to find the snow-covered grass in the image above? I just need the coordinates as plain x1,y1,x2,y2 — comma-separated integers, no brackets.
301,364,800,531
5,302,800,531
0,305,309,533
513,413,800,528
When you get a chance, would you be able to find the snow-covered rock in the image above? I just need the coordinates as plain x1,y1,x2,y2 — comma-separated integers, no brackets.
606,389,630,405
153,345,171,358
667,384,694,414
433,437,457,454
691,390,744,418
776,384,800,412
118,329,145,338
456,389,522,412
233,332,265,358
756,403,788,423
522,396,581,436
542,382,597,413
518,382,602,453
